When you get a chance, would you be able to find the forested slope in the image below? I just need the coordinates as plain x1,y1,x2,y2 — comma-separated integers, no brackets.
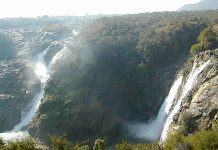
30,11,218,144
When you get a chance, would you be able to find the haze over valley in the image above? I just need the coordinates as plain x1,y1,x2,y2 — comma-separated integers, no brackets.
0,0,218,149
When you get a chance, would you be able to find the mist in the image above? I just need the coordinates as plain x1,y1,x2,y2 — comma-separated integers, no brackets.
0,0,201,18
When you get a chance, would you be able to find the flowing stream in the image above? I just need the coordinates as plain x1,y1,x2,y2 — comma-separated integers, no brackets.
160,59,211,142
129,76,183,141
0,35,73,140
129,58,211,142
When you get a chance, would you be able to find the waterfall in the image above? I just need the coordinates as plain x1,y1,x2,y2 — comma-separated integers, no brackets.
128,76,183,141
160,59,211,142
0,35,74,140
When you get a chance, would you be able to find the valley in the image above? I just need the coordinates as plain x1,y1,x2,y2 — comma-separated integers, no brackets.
0,11,218,149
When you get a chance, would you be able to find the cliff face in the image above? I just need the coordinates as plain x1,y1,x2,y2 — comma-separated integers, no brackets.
167,50,218,137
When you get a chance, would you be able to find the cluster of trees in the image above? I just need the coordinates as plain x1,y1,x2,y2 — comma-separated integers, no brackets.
1,130,218,149
0,136,105,150
191,24,218,54
164,130,218,150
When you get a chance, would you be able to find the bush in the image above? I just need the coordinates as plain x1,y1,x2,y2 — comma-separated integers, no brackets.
0,138,5,148
165,133,187,150
174,142,192,150
115,140,160,150
164,130,218,150
187,130,218,150
180,111,193,134
74,144,90,150
190,25,218,55
93,139,105,150
4,138,36,150
190,43,202,55
50,135,72,150
115,141,132,150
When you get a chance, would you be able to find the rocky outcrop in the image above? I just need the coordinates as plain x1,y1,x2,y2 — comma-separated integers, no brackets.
168,50,218,136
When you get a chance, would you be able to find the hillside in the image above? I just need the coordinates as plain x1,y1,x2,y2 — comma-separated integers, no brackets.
0,17,95,132
179,0,218,11
28,11,218,145
0,11,218,149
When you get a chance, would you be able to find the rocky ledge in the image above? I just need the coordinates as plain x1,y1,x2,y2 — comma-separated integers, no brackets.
169,50,218,136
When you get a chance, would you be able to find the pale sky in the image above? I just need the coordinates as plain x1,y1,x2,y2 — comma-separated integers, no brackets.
1,0,202,18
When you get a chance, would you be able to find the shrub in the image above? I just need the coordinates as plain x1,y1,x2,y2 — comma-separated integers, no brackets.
164,133,186,150
93,139,105,150
174,142,192,150
4,138,36,150
179,111,194,135
164,130,218,150
116,141,161,150
190,43,202,55
214,49,218,55
0,138,5,148
74,144,90,150
187,130,218,150
190,25,218,55
50,135,72,150
115,141,132,150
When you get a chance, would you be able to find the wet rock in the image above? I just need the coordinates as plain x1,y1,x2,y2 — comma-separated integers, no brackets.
202,112,207,117
192,111,202,120
209,108,218,119
173,114,179,122
172,50,218,135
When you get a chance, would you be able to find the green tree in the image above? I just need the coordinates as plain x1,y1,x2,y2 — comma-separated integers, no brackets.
0,138,5,148
50,135,72,150
4,138,36,150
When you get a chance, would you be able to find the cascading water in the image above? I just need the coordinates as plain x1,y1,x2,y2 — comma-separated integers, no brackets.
0,46,50,140
160,59,211,142
0,33,75,140
128,76,183,141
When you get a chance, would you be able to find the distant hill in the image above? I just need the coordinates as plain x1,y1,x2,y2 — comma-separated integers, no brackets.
179,0,218,11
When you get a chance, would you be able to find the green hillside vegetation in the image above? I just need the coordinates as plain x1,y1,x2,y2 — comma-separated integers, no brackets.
0,130,218,150
29,11,218,144
165,130,218,150
191,24,218,54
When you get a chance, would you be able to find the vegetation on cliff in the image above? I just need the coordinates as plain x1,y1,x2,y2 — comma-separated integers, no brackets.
191,24,218,54
29,11,218,144
1,130,218,149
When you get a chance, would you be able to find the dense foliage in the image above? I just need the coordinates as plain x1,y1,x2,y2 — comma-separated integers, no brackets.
29,11,218,144
191,24,218,54
1,130,218,149
165,130,218,150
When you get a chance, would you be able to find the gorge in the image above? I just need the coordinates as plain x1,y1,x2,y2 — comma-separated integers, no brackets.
0,12,218,149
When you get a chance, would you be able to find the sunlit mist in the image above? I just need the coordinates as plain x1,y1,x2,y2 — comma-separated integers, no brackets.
0,0,202,18
34,63,49,82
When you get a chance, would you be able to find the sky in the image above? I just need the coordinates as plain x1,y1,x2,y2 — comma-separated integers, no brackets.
0,0,202,18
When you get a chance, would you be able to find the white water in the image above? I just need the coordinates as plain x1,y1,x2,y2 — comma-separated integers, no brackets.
0,35,74,140
160,59,211,142
0,47,50,140
129,76,183,141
